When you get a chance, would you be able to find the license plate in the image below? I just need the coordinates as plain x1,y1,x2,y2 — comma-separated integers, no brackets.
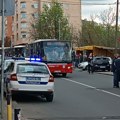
54,71,61,73
100,66,105,68
26,77,41,81
26,81,41,84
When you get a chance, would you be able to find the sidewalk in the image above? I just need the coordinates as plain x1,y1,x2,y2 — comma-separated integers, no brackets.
0,98,24,120
0,99,7,120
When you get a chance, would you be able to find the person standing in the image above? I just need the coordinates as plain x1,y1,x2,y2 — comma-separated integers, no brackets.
87,57,92,74
75,53,80,67
112,54,120,88
87,53,94,74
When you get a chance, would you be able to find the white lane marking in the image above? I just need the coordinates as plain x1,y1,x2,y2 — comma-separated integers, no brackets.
63,78,120,98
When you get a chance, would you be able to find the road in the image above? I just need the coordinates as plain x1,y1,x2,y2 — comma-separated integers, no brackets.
13,69,120,120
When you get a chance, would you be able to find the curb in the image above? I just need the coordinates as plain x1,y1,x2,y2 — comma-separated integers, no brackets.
96,72,113,76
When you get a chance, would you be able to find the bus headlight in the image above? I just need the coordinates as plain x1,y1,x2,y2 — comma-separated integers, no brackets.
68,66,71,69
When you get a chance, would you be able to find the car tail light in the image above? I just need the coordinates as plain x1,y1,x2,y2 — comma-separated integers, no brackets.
49,75,54,82
10,74,17,81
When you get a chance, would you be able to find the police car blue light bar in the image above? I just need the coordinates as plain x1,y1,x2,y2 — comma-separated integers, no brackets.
31,58,35,61
25,57,41,62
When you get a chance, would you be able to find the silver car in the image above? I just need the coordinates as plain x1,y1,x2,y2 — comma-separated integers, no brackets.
78,61,88,70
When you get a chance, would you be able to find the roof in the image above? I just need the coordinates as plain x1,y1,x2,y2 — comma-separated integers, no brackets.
14,45,25,48
74,45,116,51
74,45,93,50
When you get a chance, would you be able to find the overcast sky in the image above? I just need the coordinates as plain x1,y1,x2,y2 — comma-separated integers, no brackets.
81,0,117,22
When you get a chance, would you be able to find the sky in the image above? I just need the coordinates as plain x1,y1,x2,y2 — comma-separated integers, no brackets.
81,0,117,23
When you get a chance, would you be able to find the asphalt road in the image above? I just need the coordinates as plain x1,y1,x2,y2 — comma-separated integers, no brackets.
3,70,120,120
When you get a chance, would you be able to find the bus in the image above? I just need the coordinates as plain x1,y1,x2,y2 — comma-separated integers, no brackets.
4,45,26,57
13,45,26,57
26,39,73,77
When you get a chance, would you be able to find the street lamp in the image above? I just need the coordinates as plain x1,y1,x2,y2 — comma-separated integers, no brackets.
115,0,119,53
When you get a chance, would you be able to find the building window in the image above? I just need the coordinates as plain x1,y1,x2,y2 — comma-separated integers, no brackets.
21,2,26,8
17,33,18,40
21,23,27,28
21,12,27,18
32,3,38,8
21,32,27,38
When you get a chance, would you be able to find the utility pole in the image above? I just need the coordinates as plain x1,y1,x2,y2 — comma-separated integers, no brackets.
115,0,119,53
0,0,15,119
1,0,5,118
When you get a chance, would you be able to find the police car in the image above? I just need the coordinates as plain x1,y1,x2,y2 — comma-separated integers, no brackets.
4,58,54,102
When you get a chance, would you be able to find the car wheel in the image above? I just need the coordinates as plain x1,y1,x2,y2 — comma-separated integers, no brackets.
45,93,53,102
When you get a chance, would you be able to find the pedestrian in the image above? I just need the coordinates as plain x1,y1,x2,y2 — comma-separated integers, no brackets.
75,53,80,67
112,53,120,88
87,57,93,74
87,53,94,74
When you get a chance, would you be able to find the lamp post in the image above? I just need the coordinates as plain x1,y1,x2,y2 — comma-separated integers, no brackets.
115,0,119,53
1,0,5,118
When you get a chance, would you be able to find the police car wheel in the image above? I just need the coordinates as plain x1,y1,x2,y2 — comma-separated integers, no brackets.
45,93,53,102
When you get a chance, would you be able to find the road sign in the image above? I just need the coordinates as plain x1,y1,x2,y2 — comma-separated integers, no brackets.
0,0,15,16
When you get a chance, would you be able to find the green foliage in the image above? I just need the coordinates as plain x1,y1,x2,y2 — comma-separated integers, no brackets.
30,0,72,41
82,19,119,47
81,7,120,48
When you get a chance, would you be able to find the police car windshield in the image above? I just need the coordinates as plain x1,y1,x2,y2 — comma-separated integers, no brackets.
17,63,49,74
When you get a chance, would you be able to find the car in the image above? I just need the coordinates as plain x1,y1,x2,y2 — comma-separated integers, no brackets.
4,59,54,102
106,57,113,70
4,59,14,71
0,58,14,73
78,61,88,70
92,56,110,71
107,57,112,65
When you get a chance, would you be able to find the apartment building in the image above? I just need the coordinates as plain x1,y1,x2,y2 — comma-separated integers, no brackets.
7,0,81,45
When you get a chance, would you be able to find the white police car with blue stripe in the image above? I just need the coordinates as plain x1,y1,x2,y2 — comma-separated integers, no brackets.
4,58,54,102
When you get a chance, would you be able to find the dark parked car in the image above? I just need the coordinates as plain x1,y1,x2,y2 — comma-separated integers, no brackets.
92,56,110,72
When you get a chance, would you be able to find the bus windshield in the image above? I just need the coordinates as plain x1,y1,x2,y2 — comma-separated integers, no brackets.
43,41,72,63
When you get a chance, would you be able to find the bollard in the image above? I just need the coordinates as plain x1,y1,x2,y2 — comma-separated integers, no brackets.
7,93,12,120
14,108,21,120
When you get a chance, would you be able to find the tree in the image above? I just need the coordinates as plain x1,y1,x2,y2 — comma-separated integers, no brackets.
81,7,119,47
97,7,116,47
30,0,72,41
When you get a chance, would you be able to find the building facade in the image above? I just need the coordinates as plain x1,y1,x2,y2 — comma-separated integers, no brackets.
7,0,81,45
